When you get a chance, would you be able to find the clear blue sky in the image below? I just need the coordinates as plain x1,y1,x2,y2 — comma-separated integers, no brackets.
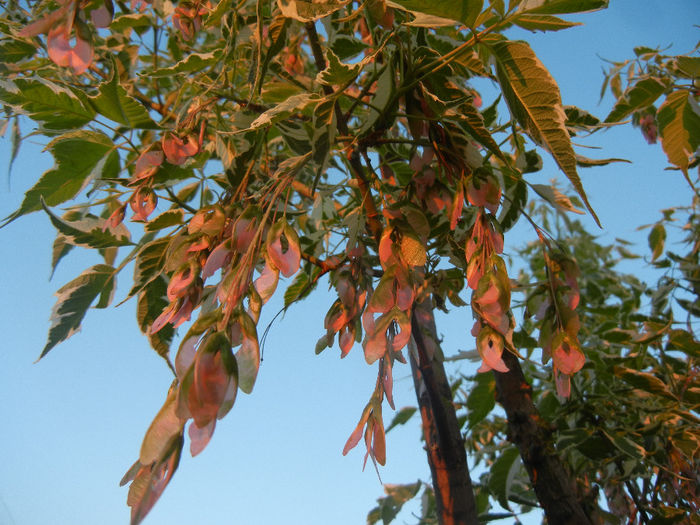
0,2,697,524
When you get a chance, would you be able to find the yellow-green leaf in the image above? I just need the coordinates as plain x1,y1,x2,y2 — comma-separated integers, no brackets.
490,39,600,226
276,0,350,21
657,90,700,174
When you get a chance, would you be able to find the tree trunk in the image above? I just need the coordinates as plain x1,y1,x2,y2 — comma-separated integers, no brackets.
409,302,479,525
494,351,594,525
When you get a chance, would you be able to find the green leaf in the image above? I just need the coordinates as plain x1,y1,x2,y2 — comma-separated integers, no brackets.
531,183,584,215
518,0,608,15
2,130,118,226
675,56,700,78
648,223,666,262
604,77,665,123
613,366,676,401
109,13,152,33
498,177,527,231
90,66,159,129
0,38,36,63
41,200,132,249
386,406,417,432
276,0,350,22
489,39,600,225
145,210,185,232
137,276,175,359
514,14,581,31
283,269,315,308
389,0,484,27
575,155,631,167
466,372,496,428
51,234,74,278
0,77,95,130
453,98,506,161
128,237,171,298
488,446,521,511
39,264,115,359
657,90,700,174
316,48,363,86
248,94,314,130
150,52,221,78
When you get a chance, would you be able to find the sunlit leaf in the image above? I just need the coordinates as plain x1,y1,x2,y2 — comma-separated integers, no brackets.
531,183,584,215
90,65,159,129
518,0,608,14
490,39,599,225
137,276,175,359
2,131,118,226
149,52,221,77
41,200,132,249
604,77,665,123
0,77,95,130
388,0,484,27
657,90,700,174
514,14,581,31
276,0,350,22
249,93,314,130
39,264,115,359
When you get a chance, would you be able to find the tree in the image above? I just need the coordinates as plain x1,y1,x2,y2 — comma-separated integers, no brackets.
0,1,697,524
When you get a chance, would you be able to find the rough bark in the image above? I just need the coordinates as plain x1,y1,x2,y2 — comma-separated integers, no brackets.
409,303,478,525
494,350,594,525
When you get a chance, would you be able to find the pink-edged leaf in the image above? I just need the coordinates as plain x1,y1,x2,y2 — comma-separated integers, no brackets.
254,261,279,304
266,222,301,278
236,324,260,394
339,326,354,357
187,236,210,253
217,376,238,419
139,391,184,465
378,228,395,269
391,308,411,351
202,241,232,280
167,264,196,301
364,331,387,364
129,438,182,525
382,358,394,410
372,417,386,466
450,185,464,230
47,27,93,74
367,273,395,314
552,334,585,375
476,326,509,373
192,349,229,426
91,4,113,27
162,133,199,165
170,297,194,328
175,335,199,379
133,150,163,181
130,187,157,222
395,281,414,312
342,405,371,456
232,217,256,253
555,371,571,398
188,206,225,236
150,302,178,335
18,7,68,37
188,419,215,457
